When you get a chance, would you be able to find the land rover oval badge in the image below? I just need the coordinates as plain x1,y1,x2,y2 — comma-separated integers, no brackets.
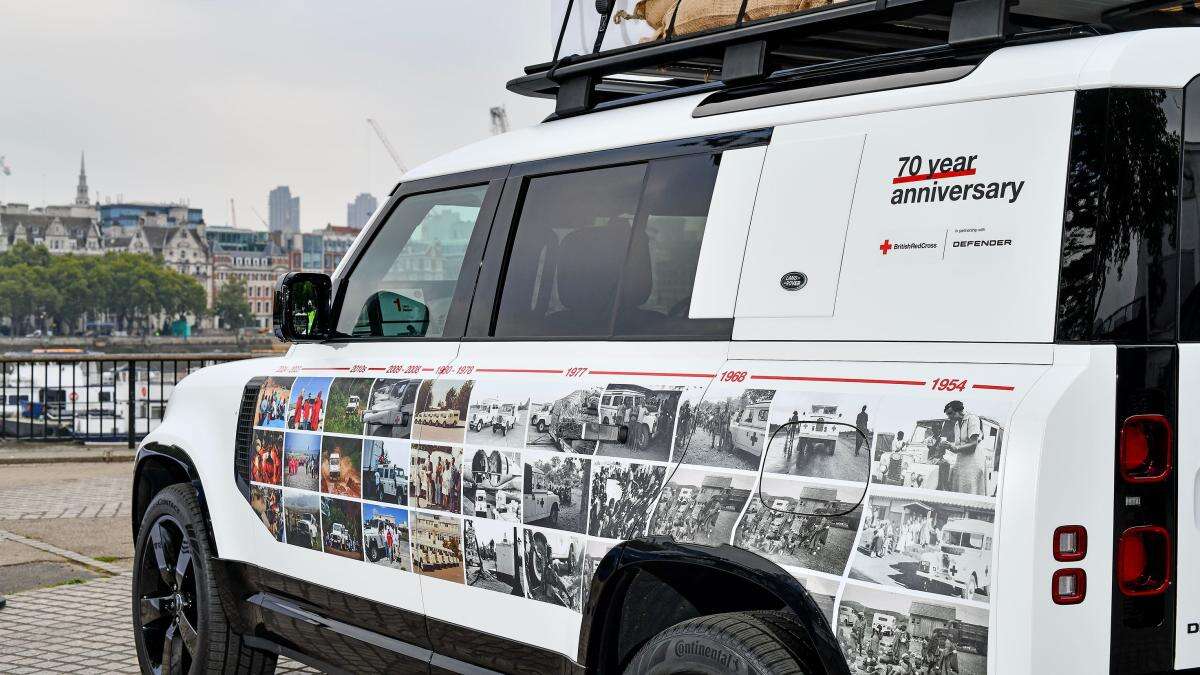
780,271,807,291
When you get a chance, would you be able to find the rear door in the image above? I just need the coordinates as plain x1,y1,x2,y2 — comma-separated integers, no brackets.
238,170,504,659
416,133,769,666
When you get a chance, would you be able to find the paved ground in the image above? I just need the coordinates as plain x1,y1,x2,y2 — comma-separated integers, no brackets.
0,459,316,673
763,430,872,482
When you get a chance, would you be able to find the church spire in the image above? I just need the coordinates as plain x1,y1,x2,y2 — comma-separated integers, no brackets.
75,152,89,206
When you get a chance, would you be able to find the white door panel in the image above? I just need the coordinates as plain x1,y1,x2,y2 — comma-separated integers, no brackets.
735,133,866,318
1177,345,1200,670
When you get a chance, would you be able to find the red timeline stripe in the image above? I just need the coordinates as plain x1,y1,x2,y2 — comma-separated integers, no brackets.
475,368,562,374
590,370,715,379
891,168,977,185
972,384,1016,391
752,375,927,386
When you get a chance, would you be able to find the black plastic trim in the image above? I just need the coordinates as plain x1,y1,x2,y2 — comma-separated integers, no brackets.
132,442,214,554
579,537,848,674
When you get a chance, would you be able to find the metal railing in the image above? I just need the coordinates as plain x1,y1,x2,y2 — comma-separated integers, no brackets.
0,353,256,448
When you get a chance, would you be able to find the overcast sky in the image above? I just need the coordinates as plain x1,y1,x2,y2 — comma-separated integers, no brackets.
0,1,553,229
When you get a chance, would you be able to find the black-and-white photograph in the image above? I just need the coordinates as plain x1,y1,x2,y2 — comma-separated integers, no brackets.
671,385,776,471
581,539,615,611
733,480,863,575
836,584,989,675
412,378,473,445
851,493,994,602
463,448,521,522
525,382,603,455
283,489,321,552
523,451,590,534
363,439,409,505
362,503,411,572
795,573,838,627
363,378,421,439
594,383,684,462
411,512,464,584
649,467,753,546
410,444,462,513
250,484,283,542
463,518,524,596
868,396,1008,498
763,392,880,483
464,380,529,448
587,459,667,540
522,527,584,612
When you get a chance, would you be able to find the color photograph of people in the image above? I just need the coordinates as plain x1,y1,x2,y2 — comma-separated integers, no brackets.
648,467,753,546
851,493,994,603
412,378,472,445
594,383,685,462
412,513,464,583
463,448,521,522
283,432,321,492
587,460,666,540
409,444,462,513
463,518,524,596
837,584,988,675
320,497,363,561
361,503,411,572
255,377,292,429
464,380,529,449
320,436,363,498
250,429,283,485
363,439,408,505
671,385,776,471
250,485,283,542
525,382,603,455
522,527,584,612
762,392,880,483
733,479,864,575
285,377,332,432
869,397,1008,498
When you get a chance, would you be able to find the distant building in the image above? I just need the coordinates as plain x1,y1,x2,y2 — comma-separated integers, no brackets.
100,202,203,233
346,192,378,230
75,152,90,206
211,236,291,329
0,207,104,255
268,186,300,234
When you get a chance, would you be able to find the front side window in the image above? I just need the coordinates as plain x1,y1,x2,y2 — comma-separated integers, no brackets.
493,152,731,339
336,185,488,338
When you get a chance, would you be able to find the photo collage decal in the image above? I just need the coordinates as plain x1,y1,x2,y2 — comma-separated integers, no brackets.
243,368,1014,657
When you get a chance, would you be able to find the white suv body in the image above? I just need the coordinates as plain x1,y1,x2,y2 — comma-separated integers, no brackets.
134,20,1200,675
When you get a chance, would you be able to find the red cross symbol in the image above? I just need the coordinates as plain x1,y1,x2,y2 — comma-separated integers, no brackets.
879,239,893,255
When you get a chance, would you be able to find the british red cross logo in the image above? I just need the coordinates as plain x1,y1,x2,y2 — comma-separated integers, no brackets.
879,239,893,255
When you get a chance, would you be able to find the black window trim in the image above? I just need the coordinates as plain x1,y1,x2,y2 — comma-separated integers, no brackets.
465,127,773,342
325,166,509,343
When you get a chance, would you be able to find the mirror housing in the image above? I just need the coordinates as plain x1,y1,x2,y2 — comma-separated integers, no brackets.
273,272,333,343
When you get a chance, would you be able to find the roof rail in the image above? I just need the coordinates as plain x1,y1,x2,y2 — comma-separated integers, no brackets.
508,0,1186,119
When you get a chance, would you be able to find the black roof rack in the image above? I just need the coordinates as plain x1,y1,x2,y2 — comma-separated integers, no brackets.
508,0,1196,119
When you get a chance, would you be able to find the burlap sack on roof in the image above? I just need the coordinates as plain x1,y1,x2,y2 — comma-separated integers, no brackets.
614,0,847,41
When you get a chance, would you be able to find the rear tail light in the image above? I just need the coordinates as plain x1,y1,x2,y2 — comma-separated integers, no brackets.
1116,525,1172,597
1119,414,1172,483
1053,525,1087,562
1052,568,1087,605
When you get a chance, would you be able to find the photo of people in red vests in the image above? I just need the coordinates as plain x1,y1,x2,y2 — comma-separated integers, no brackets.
250,429,283,485
286,377,332,432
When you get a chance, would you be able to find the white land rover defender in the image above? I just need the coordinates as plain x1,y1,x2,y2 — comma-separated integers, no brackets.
130,2,1200,674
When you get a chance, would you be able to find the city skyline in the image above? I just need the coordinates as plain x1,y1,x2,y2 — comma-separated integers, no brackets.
0,1,552,229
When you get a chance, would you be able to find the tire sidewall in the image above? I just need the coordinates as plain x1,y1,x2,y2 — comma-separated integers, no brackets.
631,631,759,675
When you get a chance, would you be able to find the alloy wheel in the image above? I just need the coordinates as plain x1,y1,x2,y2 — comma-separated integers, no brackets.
137,514,199,675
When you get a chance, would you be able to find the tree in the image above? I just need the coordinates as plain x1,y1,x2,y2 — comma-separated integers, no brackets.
213,278,254,330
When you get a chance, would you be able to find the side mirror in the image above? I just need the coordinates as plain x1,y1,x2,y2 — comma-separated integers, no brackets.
273,272,333,343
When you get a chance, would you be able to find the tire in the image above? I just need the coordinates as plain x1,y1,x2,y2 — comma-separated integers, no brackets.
624,611,819,675
537,420,547,433
367,542,380,562
133,483,276,675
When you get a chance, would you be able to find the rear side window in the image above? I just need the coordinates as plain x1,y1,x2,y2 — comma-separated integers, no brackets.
336,185,488,338
493,152,731,339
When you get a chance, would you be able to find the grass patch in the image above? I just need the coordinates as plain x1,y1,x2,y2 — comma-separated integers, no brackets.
93,555,121,563
48,578,87,588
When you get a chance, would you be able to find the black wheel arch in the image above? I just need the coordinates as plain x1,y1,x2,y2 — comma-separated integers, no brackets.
132,442,216,557
579,537,849,675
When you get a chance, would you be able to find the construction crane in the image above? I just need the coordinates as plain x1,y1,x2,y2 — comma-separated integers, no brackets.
366,118,406,173
490,106,511,135
250,206,269,228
